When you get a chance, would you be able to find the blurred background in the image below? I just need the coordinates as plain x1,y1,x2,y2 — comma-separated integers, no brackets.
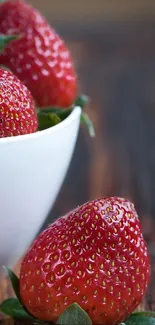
29,0,155,309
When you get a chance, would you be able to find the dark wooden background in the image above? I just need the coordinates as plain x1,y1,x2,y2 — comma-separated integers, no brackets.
31,0,155,310
2,0,155,312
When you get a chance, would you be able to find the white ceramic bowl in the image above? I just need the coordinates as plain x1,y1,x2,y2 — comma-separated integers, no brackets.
0,106,81,270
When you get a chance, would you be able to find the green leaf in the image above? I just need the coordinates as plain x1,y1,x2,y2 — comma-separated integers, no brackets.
56,303,92,325
37,93,95,137
37,112,61,131
75,95,89,109
37,108,95,137
0,298,34,320
132,311,155,317
37,107,72,121
0,34,18,52
81,112,95,137
4,267,21,303
125,315,155,325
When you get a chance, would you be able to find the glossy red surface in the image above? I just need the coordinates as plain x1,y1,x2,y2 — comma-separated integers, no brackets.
0,68,37,137
20,197,150,325
0,0,77,108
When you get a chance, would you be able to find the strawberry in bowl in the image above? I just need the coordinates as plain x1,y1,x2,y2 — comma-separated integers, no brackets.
0,1,94,270
0,67,38,137
0,0,77,108
0,197,151,325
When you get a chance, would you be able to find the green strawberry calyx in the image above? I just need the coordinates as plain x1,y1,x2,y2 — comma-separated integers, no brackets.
0,268,155,325
0,34,19,52
37,95,95,138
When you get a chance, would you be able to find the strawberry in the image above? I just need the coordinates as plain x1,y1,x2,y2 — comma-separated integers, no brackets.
0,67,38,137
19,197,150,325
0,0,77,108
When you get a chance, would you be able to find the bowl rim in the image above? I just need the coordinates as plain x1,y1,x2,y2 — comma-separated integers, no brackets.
0,106,82,144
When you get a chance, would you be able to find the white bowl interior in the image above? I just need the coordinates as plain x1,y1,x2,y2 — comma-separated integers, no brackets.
0,106,81,270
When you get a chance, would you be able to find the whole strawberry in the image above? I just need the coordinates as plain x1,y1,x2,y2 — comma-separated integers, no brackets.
20,197,150,325
0,0,77,108
0,68,38,137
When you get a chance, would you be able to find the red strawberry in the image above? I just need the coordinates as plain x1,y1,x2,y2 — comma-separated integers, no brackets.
20,197,150,325
0,0,77,108
0,68,38,137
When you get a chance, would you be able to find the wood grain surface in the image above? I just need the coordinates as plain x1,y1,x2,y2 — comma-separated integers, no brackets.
48,20,155,312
